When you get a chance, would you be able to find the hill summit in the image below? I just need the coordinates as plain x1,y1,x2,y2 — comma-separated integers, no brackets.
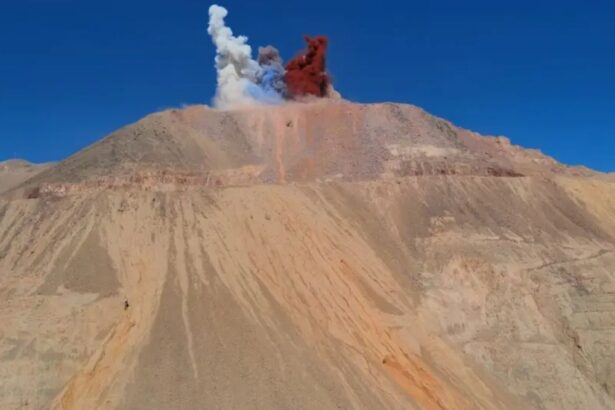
1,101,614,410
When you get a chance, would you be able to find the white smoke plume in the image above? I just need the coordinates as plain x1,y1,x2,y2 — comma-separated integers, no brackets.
208,5,286,108
207,5,259,107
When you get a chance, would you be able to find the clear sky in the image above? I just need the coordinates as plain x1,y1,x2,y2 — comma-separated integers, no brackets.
1,0,613,171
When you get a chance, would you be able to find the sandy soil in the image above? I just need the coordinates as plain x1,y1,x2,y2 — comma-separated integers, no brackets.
0,101,614,409
0,160,52,194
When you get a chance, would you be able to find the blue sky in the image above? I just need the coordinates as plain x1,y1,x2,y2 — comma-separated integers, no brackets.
1,0,613,171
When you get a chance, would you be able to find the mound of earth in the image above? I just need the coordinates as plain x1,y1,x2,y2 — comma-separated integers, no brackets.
1,101,614,410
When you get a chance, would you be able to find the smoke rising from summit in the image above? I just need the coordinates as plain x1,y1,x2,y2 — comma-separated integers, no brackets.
207,5,262,108
207,4,334,108
285,36,330,98
247,46,287,104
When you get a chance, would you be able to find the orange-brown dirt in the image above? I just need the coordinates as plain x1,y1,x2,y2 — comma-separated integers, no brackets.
1,100,614,409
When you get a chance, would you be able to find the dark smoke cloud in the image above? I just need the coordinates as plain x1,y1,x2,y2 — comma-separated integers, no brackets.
257,45,283,66
255,46,287,99
285,36,331,98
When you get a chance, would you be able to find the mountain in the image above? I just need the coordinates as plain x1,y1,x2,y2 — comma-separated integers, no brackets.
1,100,614,410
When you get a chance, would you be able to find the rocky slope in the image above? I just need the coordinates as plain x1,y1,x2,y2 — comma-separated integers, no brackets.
1,100,614,409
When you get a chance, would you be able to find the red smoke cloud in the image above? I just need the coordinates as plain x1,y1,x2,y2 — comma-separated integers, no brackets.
285,36,330,98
